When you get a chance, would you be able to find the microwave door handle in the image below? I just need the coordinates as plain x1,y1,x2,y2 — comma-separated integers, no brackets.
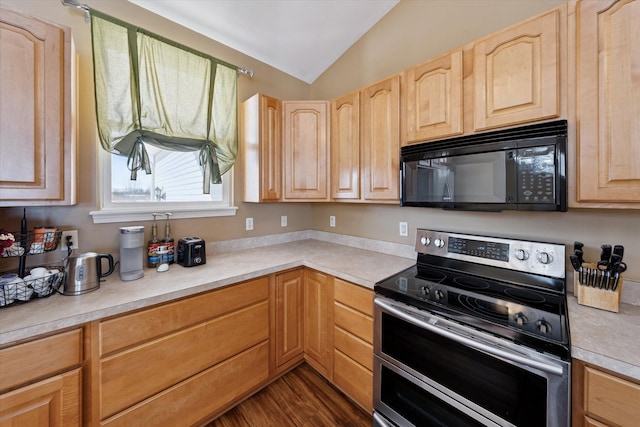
375,298,564,376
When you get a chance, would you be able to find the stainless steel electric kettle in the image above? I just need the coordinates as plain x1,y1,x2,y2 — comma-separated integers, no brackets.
63,252,114,295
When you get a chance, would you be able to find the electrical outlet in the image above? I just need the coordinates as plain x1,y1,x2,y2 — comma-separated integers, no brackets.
60,230,79,251
399,222,408,237
246,217,254,231
329,216,336,227
281,215,287,227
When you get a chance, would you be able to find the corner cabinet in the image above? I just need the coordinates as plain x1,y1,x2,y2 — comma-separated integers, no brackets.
473,8,561,131
404,49,464,143
303,269,333,378
241,93,282,202
573,0,640,207
272,269,305,375
330,91,361,200
0,329,83,426
283,101,330,201
0,8,76,206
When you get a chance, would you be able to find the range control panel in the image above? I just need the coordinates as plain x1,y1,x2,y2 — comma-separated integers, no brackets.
415,229,565,279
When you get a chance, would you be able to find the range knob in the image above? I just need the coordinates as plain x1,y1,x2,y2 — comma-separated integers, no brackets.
420,236,431,246
434,238,445,248
514,249,529,261
536,319,552,335
421,286,429,296
514,312,528,327
536,252,552,264
433,289,445,301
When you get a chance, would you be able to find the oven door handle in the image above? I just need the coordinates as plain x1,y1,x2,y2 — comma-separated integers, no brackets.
375,298,564,376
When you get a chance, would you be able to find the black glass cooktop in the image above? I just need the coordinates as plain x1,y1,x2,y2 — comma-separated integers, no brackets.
375,263,570,360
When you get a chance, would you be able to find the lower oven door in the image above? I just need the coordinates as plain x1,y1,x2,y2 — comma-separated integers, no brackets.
374,296,570,427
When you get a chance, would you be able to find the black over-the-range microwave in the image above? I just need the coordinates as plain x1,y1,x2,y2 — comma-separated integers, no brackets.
400,120,567,212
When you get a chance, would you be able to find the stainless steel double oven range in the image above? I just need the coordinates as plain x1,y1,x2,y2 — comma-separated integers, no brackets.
373,229,570,427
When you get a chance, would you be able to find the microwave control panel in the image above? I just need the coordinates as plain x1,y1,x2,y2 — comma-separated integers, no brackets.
516,146,556,204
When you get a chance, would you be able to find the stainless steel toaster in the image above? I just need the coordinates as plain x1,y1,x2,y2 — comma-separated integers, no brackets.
177,237,206,267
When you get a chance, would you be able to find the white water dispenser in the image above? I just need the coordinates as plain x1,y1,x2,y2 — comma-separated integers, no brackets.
119,226,144,281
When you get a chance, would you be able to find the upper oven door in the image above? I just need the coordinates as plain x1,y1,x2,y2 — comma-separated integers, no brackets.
374,296,570,427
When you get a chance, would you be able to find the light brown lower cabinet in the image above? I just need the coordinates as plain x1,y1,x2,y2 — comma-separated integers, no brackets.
572,358,640,427
304,269,333,378
89,277,271,426
0,329,83,426
332,277,374,413
272,268,305,375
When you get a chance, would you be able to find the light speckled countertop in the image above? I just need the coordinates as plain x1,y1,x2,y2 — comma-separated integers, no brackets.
567,296,640,380
0,236,414,346
2,231,639,382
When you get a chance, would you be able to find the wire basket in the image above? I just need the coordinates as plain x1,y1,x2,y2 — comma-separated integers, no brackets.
0,265,65,308
0,228,63,257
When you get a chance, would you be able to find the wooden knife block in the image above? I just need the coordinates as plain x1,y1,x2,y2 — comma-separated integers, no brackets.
574,264,623,313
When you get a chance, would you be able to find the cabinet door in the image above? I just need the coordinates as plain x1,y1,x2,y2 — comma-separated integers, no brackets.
473,9,559,131
304,270,333,377
575,0,640,204
405,49,463,144
274,269,304,368
330,91,360,200
242,94,282,202
0,368,81,427
361,75,400,201
283,101,329,200
0,8,75,206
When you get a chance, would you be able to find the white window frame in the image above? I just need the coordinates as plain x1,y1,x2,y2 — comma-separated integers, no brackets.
90,146,237,224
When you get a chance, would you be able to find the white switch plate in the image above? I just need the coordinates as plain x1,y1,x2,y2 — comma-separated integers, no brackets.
246,217,254,231
281,215,287,227
399,222,408,237
329,216,336,227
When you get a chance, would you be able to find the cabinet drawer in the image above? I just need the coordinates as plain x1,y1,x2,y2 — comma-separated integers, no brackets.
101,342,269,427
333,349,373,413
334,302,373,344
0,329,82,392
334,326,373,371
334,278,373,316
99,277,268,355
100,301,269,419
584,366,640,426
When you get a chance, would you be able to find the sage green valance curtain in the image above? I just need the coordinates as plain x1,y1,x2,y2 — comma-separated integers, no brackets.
90,10,237,193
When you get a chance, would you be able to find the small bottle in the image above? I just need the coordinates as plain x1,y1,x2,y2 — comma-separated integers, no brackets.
147,213,160,268
156,245,169,272
162,213,175,264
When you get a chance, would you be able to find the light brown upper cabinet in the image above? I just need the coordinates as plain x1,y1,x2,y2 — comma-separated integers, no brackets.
330,91,361,200
573,0,640,206
360,74,401,202
473,8,560,131
242,94,282,202
404,49,464,144
283,101,330,201
0,8,76,206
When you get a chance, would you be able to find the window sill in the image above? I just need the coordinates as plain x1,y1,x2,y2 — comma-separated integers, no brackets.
89,206,238,224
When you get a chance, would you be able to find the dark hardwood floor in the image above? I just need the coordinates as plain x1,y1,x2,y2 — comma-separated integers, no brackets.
205,363,372,427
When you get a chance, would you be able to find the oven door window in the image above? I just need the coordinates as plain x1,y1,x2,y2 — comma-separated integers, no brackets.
381,312,546,426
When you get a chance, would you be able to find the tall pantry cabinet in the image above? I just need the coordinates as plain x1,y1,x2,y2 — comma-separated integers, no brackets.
0,8,76,206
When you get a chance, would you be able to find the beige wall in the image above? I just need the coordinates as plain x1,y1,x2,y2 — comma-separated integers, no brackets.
1,0,640,283
0,0,313,262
